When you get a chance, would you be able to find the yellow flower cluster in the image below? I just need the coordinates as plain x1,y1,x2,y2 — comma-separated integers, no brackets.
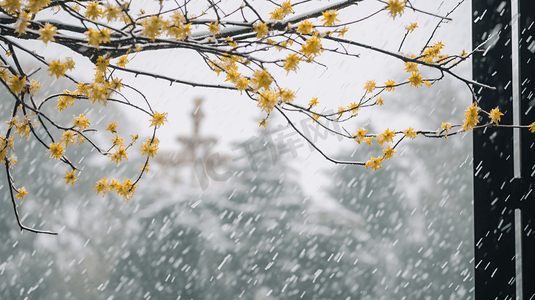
140,137,160,159
365,156,384,171
321,10,340,26
269,1,294,20
63,169,77,186
283,53,301,74
489,107,504,125
7,115,39,139
354,127,400,171
8,75,25,95
15,186,27,201
386,0,406,19
93,177,137,201
253,22,269,39
405,22,418,32
462,103,479,131
47,58,75,79
0,135,15,163
300,35,323,58
421,41,446,63
297,20,314,35
403,128,417,139
84,28,112,48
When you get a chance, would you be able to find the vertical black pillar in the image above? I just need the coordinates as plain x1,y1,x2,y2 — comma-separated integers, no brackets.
472,0,535,299
518,0,535,298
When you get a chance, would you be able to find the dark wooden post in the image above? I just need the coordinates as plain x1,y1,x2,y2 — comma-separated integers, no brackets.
472,0,535,299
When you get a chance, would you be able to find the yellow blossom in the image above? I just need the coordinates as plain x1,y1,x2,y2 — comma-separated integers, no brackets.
38,23,57,44
104,4,122,22
111,134,123,146
300,36,323,57
337,27,349,37
462,103,479,131
376,96,384,106
385,79,396,92
405,22,418,32
251,69,273,91
139,163,150,172
354,128,367,143
106,122,118,134
48,142,65,160
441,122,452,139
297,20,314,35
2,0,22,14
150,111,168,128
0,68,10,81
117,55,129,67
110,146,128,164
15,118,31,139
16,187,28,201
225,69,241,83
235,76,249,91
61,130,76,146
383,145,396,160
365,156,383,171
95,56,111,73
403,128,417,139
386,0,406,19
348,102,359,115
63,169,77,186
377,128,396,147
56,90,77,113
404,62,419,73
321,10,340,26
279,88,296,103
28,0,51,14
253,22,269,38
9,75,25,95
259,118,268,129
117,178,136,201
364,80,376,93
47,60,67,79
309,97,319,107
489,107,504,124
72,114,91,130
85,1,102,20
14,11,31,36
84,28,101,48
269,8,284,20
283,53,301,74
529,123,535,133
93,177,110,196
142,15,163,41
281,1,294,15
256,90,278,113
208,21,220,35
408,72,424,88
8,155,17,168
140,138,159,158
29,79,41,95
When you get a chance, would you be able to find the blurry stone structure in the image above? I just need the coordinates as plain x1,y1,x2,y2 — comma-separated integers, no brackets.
155,99,228,187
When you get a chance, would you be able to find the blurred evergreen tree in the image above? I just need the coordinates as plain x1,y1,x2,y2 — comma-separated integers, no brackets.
327,78,474,299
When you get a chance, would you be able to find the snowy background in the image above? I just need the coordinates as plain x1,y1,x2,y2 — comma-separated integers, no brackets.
0,0,475,299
